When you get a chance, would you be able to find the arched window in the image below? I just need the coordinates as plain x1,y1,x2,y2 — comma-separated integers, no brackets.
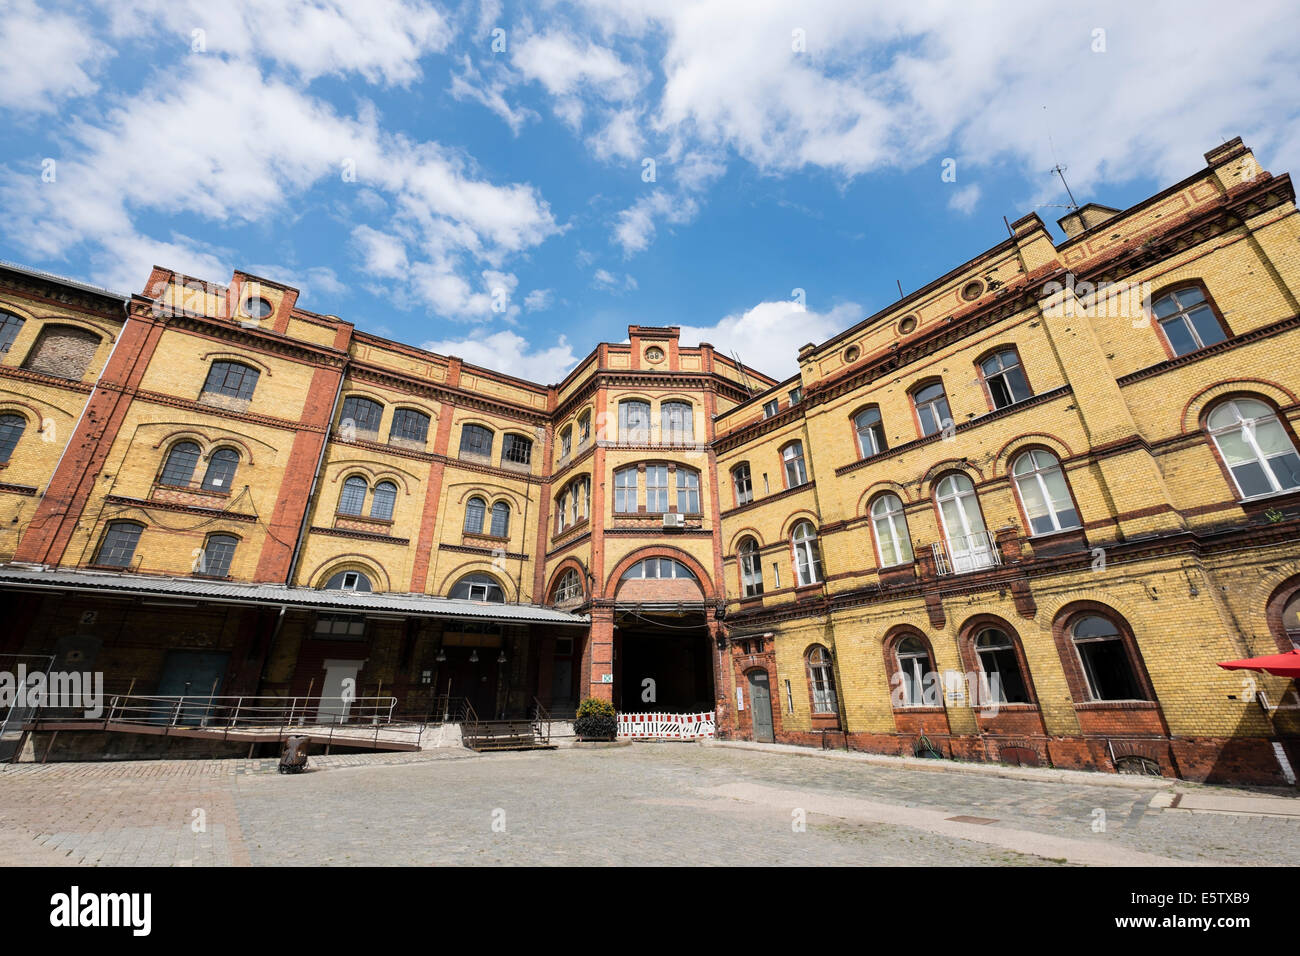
732,462,753,506
490,501,510,537
567,475,590,526
619,400,651,443
614,467,638,512
661,401,694,442
159,441,201,487
974,628,1030,704
677,468,700,513
200,361,259,401
895,636,933,707
390,408,430,444
559,425,573,459
324,569,372,591
870,493,913,567
22,325,100,381
979,348,1032,409
1012,450,1081,535
339,396,383,438
782,441,807,488
502,433,532,467
553,568,584,604
912,381,952,437
459,423,493,460
338,476,368,516
1206,398,1300,499
935,474,995,572
1071,614,1147,701
854,406,886,458
738,537,764,597
0,311,24,355
807,645,837,714
577,410,592,445
95,522,143,568
645,465,669,512
370,481,397,520
621,557,696,580
200,448,240,492
450,573,504,602
198,534,238,578
0,414,25,464
464,496,487,534
1152,286,1226,357
791,520,822,586
1283,593,1300,649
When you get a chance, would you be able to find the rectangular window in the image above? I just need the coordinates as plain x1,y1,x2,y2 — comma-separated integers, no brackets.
677,470,700,513
200,536,237,577
661,402,694,443
733,463,753,506
620,401,651,443
789,387,802,405
313,614,367,640
201,361,259,401
646,465,669,512
614,469,638,513
390,409,430,444
783,443,807,487
763,399,779,418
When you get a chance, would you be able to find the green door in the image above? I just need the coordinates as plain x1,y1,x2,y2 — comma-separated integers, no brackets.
155,650,230,724
747,669,774,743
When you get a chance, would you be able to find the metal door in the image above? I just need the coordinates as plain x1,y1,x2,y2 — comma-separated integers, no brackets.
155,650,230,724
747,669,775,743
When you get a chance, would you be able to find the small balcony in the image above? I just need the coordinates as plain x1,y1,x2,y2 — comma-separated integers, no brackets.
932,530,1002,575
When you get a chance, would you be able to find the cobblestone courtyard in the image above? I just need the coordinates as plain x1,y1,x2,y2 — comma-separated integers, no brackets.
2,743,1298,866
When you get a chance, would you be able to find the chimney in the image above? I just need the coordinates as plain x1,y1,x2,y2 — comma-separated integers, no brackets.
1058,203,1122,239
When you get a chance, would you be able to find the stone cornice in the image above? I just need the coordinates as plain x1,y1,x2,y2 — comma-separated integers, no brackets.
103,494,258,523
310,525,410,545
0,364,95,394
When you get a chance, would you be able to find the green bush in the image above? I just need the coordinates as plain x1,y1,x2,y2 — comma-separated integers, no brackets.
573,697,617,740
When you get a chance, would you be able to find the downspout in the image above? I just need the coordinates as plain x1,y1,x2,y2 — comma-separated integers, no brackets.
284,366,346,587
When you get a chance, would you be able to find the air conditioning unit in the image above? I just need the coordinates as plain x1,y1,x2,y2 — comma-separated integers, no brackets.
662,512,686,530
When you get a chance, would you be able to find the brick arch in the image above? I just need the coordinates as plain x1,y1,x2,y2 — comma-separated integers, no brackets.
1181,380,1297,434
728,526,765,553
1049,599,1162,716
1263,571,1300,654
439,563,518,603
200,351,272,377
546,557,590,603
954,612,1041,706
880,624,939,690
603,545,715,600
919,460,984,498
307,554,390,592
1033,588,1143,629
992,433,1075,477
780,510,821,539
858,480,912,515
27,315,114,342
452,484,526,512
0,399,46,426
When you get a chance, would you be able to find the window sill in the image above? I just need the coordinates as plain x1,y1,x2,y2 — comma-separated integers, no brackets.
1073,699,1157,711
891,705,946,714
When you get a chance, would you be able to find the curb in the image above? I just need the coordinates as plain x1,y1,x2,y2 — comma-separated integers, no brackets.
702,739,1176,790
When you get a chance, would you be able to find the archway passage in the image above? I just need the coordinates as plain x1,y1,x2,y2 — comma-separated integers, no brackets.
614,608,714,713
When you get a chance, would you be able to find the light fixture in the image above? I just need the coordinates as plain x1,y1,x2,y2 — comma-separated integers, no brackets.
497,650,507,664
436,649,446,662
469,649,479,663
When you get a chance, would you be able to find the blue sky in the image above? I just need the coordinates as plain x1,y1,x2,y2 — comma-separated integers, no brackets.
2,0,1298,382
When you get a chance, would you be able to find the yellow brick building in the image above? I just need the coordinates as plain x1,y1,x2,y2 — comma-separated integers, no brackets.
1,137,1298,781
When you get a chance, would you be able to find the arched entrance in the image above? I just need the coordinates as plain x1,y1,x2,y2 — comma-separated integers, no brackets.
609,553,716,713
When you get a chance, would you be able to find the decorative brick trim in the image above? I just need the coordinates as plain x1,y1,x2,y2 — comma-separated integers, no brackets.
103,494,257,523
308,525,410,545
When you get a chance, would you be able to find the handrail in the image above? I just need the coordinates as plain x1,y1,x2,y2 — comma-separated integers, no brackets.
532,697,552,744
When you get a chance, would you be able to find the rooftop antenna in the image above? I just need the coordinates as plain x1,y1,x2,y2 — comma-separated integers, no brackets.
896,279,904,299
1051,163,1080,210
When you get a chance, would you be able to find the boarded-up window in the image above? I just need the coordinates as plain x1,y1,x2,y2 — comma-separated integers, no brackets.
22,325,100,380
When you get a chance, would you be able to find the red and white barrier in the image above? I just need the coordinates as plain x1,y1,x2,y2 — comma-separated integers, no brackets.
617,711,716,740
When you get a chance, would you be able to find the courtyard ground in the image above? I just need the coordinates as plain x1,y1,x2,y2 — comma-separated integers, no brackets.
1,741,1297,866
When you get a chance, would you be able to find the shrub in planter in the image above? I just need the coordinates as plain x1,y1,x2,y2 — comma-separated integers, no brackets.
573,697,617,741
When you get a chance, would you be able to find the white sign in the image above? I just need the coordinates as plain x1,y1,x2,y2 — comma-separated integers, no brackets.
736,686,745,711
600,673,613,684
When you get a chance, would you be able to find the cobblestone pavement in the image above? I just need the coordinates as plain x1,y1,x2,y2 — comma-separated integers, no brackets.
1,744,1297,866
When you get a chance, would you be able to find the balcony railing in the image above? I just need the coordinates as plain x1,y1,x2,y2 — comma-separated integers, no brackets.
932,530,1002,575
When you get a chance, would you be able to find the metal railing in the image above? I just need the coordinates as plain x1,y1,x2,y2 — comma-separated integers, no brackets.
932,530,1002,575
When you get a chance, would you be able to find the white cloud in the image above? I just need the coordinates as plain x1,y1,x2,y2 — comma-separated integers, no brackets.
0,0,111,112
678,299,863,379
588,108,645,161
449,55,538,134
0,56,559,319
524,288,555,311
105,0,452,86
421,329,579,383
592,269,637,292
947,184,981,215
512,30,642,101
614,190,699,255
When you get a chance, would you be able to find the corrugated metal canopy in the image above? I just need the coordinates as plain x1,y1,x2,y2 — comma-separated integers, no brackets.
0,566,589,626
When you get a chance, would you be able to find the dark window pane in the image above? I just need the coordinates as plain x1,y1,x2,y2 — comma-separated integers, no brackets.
490,502,509,537
390,409,430,443
338,477,367,515
370,482,397,520
502,434,532,465
1187,307,1226,348
200,535,238,577
201,449,239,491
96,523,142,567
0,312,24,355
202,361,259,400
459,424,493,457
1159,317,1199,357
464,497,486,533
340,397,383,434
1079,639,1143,700
159,442,201,486
1230,461,1272,498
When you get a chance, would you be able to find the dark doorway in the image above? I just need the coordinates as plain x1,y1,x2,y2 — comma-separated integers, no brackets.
614,609,713,712
156,650,231,724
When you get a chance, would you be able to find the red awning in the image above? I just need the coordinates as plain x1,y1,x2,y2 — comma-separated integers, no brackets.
1218,649,1300,679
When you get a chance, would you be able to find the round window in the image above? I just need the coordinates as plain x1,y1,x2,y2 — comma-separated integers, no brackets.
243,296,273,319
645,346,665,363
898,315,918,334
960,281,983,302
843,345,860,363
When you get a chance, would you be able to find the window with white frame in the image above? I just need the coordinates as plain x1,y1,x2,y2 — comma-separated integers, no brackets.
973,628,1030,704
782,441,808,487
895,637,933,707
553,568,584,604
677,468,700,513
980,349,1032,409
870,493,913,567
934,473,994,572
620,400,651,442
1206,398,1300,499
791,520,822,586
913,381,952,438
854,406,886,458
739,537,764,597
1071,614,1146,701
807,645,837,713
732,462,753,505
1011,450,1081,534
1152,286,1227,357
614,467,638,512
645,464,670,511
661,401,694,443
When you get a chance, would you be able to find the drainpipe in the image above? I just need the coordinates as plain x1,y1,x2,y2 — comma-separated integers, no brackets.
284,368,346,587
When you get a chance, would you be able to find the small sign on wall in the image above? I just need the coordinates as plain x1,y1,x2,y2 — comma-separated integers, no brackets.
736,686,745,711
600,673,613,684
